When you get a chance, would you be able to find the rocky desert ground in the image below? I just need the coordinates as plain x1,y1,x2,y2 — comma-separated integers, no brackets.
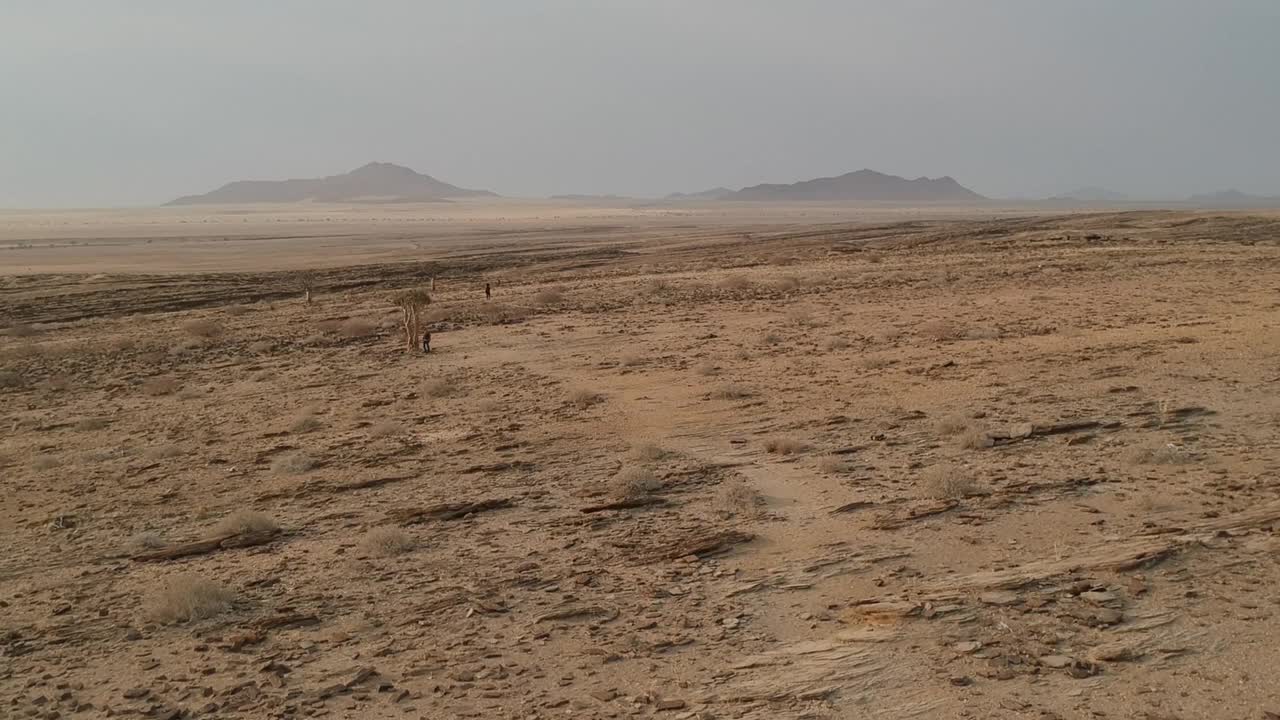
2,207,1280,719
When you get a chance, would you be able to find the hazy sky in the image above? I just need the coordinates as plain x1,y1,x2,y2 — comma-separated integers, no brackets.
3,1,1278,206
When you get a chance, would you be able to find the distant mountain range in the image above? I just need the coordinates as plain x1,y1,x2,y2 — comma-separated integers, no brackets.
1185,189,1280,208
665,187,734,201
724,169,985,202
1047,186,1131,203
167,162,496,205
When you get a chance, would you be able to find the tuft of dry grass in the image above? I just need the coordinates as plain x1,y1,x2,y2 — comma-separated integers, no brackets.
761,331,783,346
182,319,224,339
424,378,457,398
31,455,60,471
711,384,752,400
817,455,852,474
610,466,661,498
717,275,752,291
695,360,720,376
143,444,186,461
129,531,168,551
1124,444,1194,465
717,481,764,518
290,413,323,433
764,437,809,455
859,356,892,370
141,376,180,397
824,336,850,351
957,428,995,450
148,574,236,624
568,388,603,409
921,465,983,499
620,352,645,367
771,275,802,292
629,441,668,461
272,452,317,475
74,417,110,431
212,510,279,537
934,414,971,436
369,421,404,438
533,288,564,305
918,320,963,342
339,318,377,338
359,527,415,557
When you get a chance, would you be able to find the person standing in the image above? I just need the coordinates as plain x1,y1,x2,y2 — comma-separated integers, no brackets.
484,282,492,300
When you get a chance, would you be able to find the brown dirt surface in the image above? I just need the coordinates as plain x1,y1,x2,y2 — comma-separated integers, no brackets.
3,208,1280,719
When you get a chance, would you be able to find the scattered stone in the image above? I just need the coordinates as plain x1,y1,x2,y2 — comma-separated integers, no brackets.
1039,655,1073,669
979,591,1020,606
590,689,618,702
655,699,687,711
953,641,982,654
121,688,148,700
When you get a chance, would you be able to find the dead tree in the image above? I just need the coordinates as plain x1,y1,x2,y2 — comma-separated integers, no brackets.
298,271,317,305
392,289,432,351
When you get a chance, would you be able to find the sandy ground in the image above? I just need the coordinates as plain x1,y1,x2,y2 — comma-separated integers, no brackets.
2,209,1280,719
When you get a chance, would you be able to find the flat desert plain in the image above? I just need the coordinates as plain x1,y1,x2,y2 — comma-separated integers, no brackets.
2,204,1280,719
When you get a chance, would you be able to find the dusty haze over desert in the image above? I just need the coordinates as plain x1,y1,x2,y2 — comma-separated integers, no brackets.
3,3,1280,720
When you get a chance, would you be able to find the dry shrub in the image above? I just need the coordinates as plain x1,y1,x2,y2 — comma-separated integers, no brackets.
212,510,279,537
143,444,185,460
478,303,527,324
695,361,719,376
711,384,752,400
629,441,668,461
148,574,236,624
568,388,603,409
817,455,852,474
424,378,457,398
74,417,110,431
370,421,403,437
771,276,802,292
718,275,752,291
732,348,753,361
290,413,323,433
934,414,972,436
717,481,763,518
272,452,317,475
533,288,564,305
141,376,180,397
31,455,60,471
957,428,995,450
824,336,850,351
182,319,224,339
359,527,415,557
248,340,274,354
620,352,645,367
764,437,808,455
610,467,661,498
301,334,329,347
129,531,168,551
1125,444,1193,465
646,278,674,295
921,465,983,499
316,319,344,334
339,318,377,338
919,320,962,342
761,331,783,346
860,356,891,370
0,370,24,389
41,375,72,393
